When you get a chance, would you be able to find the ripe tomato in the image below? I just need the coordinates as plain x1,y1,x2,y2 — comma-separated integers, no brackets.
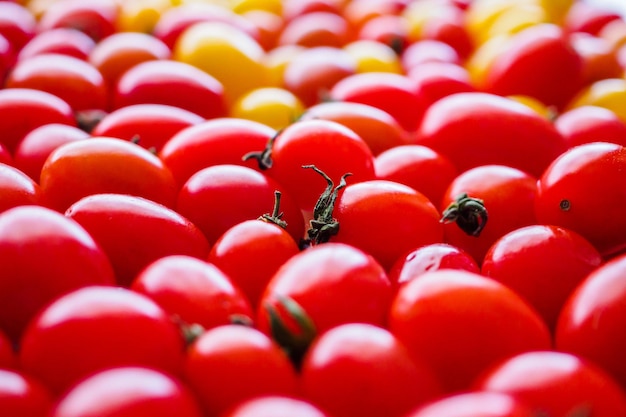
91,104,204,152
184,324,298,417
176,164,305,244
50,367,203,417
563,1,622,35
343,39,403,74
36,0,118,42
0,206,115,343
300,323,442,417
17,27,95,61
0,33,14,84
0,329,17,369
535,141,626,258
482,224,603,331
358,14,410,54
0,162,47,212
6,53,107,112
570,32,622,86
230,87,304,131
415,92,567,178
407,61,476,111
40,136,178,212
474,351,626,417
0,88,76,153
555,252,626,390
388,269,551,393
159,118,276,188
554,105,626,148
277,11,352,48
0,368,53,417
131,255,253,331
404,391,535,417
20,286,186,395
66,193,211,287
0,2,36,51
240,9,284,51
221,396,332,417
401,39,461,72
112,59,226,119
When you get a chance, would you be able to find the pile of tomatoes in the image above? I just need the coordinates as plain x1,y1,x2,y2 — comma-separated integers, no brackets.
2,0,626,415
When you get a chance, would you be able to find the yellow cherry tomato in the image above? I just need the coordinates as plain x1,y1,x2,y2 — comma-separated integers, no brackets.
115,0,173,33
230,0,282,15
230,87,304,130
343,40,402,74
465,33,511,88
263,44,306,87
174,21,269,107
567,78,626,124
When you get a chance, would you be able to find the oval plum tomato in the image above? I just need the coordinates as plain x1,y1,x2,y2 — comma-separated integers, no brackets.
388,269,551,393
554,105,626,148
17,28,96,61
282,46,356,106
0,88,76,153
66,193,210,287
0,2,36,51
208,217,301,310
131,255,253,331
482,24,584,110
374,144,458,207
0,368,53,417
40,136,178,212
184,324,298,417
176,164,305,244
245,119,375,213
440,164,538,265
113,59,226,119
405,391,536,417
90,104,204,152
388,243,480,289
277,11,352,48
481,225,602,331
221,396,332,417
20,286,186,395
0,206,115,343
555,252,626,390
230,87,304,131
159,118,276,188
299,101,411,156
300,323,442,417
36,0,118,42
6,53,107,112
535,142,626,258
416,92,567,177
257,243,392,361
474,351,626,417
13,124,89,183
50,367,203,417
0,163,47,212
330,179,444,271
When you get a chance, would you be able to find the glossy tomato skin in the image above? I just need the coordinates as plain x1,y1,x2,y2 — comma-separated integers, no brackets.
17,27,96,61
554,105,626,148
415,92,567,178
481,225,602,331
0,330,17,369
0,206,115,343
50,367,203,417
0,2,36,52
66,193,210,287
0,368,54,417
36,0,118,42
184,324,298,417
159,118,276,188
555,252,626,390
0,88,76,154
331,180,444,271
208,219,301,310
40,137,178,212
300,323,442,417
20,286,186,395
91,104,204,153
388,269,551,393
474,351,626,417
131,255,253,330
535,142,626,258
221,396,332,417
0,163,47,212
176,164,305,245
404,391,536,417
277,11,352,48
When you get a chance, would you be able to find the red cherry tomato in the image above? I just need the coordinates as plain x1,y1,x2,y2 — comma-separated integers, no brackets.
113,60,226,119
401,39,461,72
282,0,343,21
91,104,204,153
0,33,15,85
0,206,115,343
50,367,203,417
556,252,626,390
388,269,551,393
0,88,76,153
0,368,53,417
40,136,178,212
221,396,332,417
0,2,36,51
36,0,118,42
564,1,622,35
278,11,352,48
0,162,47,212
407,61,476,111
20,286,186,395
358,14,409,54
474,351,626,417
416,92,567,177
184,324,298,417
7,53,107,112
418,8,473,60
0,329,17,369
66,193,211,287
159,118,276,188
17,27,95,61
131,255,253,330
570,32,623,86
535,141,626,258
405,391,535,417
554,105,626,148
300,323,442,417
